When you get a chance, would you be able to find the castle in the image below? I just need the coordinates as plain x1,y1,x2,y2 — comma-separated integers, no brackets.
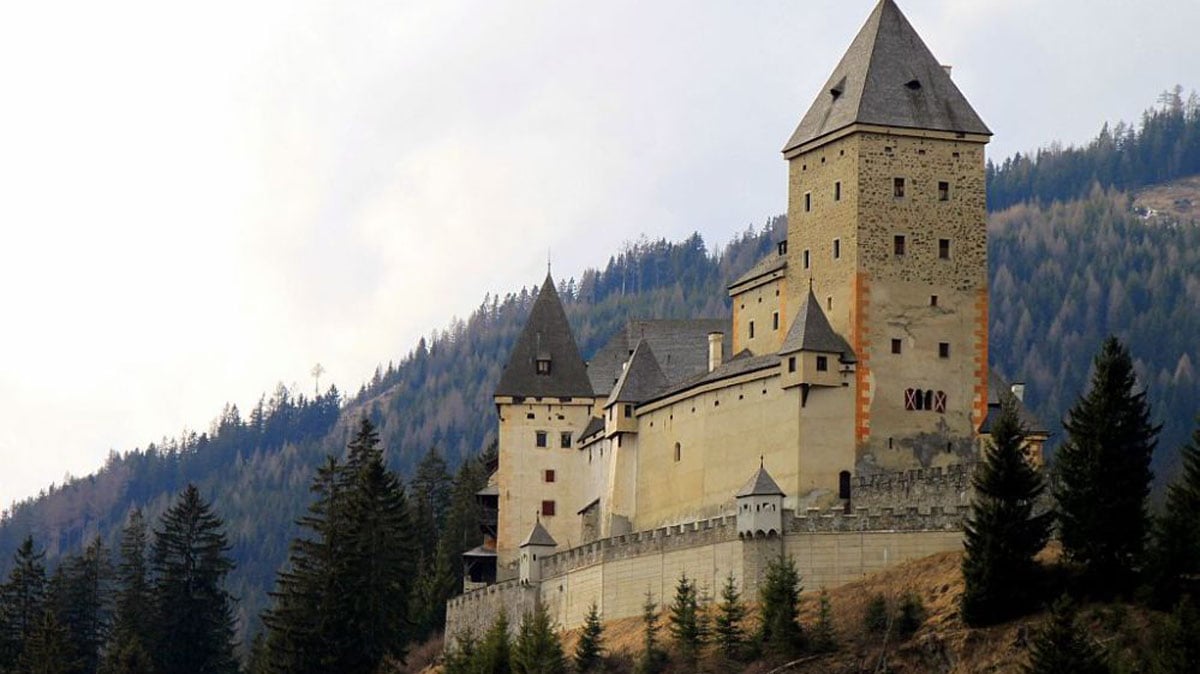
448,0,1045,639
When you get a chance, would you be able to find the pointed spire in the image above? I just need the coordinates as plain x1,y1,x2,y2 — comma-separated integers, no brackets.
735,462,785,498
780,287,855,359
520,518,558,548
784,0,990,154
606,340,668,407
495,274,593,398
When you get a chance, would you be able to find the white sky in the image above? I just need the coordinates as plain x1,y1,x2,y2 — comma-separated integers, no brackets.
1,0,1198,508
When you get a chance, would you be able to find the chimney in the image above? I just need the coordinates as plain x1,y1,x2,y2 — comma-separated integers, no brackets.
707,332,724,372
1010,382,1026,402
942,64,953,77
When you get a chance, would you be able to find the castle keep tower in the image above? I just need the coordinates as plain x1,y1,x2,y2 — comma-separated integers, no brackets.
783,0,991,471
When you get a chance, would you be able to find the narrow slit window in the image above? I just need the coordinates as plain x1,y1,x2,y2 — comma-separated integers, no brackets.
833,238,841,259
749,320,755,339
772,312,779,330
803,249,810,269
893,177,906,198
804,192,812,212
939,238,951,259
674,442,681,462
930,295,939,307
788,356,797,373
894,235,906,256
834,181,842,201
938,181,950,201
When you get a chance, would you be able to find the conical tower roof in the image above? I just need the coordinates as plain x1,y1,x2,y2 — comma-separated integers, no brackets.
735,463,785,498
780,287,855,359
606,340,668,407
784,0,990,154
496,274,593,398
520,519,558,548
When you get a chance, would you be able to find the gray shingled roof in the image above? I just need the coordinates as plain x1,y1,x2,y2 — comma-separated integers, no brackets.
606,341,669,407
587,319,730,397
520,519,558,548
577,416,605,445
779,288,856,360
984,371,1048,434
783,0,990,154
735,464,785,498
495,275,594,399
647,351,779,404
729,253,787,290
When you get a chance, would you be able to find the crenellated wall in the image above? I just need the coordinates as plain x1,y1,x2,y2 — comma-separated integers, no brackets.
850,464,976,511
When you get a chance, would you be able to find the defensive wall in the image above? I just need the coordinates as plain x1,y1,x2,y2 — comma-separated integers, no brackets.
445,504,968,642
850,464,975,510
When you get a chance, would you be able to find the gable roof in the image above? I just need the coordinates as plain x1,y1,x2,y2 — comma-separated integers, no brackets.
779,288,855,359
495,275,593,398
735,464,786,498
606,341,669,407
783,0,990,154
587,319,730,397
520,519,558,548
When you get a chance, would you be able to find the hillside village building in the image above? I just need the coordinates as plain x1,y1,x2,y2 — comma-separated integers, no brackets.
449,0,1046,638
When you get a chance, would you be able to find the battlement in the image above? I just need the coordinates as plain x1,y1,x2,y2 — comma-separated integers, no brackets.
852,464,976,511
789,504,970,533
540,514,741,579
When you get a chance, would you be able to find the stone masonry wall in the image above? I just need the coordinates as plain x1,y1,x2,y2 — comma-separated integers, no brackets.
850,464,975,511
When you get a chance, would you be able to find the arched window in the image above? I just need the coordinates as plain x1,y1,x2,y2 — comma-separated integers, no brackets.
839,470,851,499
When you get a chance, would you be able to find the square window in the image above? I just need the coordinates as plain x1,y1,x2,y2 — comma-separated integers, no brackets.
772,312,779,330
891,339,902,354
560,432,572,448
535,431,547,448
834,181,841,201
833,239,840,259
816,355,828,372
805,192,811,212
894,235,906,256
535,359,551,375
623,404,633,418
939,238,951,259
788,356,796,373
938,181,950,201
541,500,556,517
893,177,905,198
930,295,939,307
939,342,950,358
803,249,810,269
544,469,556,483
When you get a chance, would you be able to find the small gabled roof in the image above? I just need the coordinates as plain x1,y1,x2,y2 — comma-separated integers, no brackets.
496,274,593,399
587,319,730,397
783,0,990,155
729,253,787,291
735,463,785,498
606,341,669,408
779,288,855,359
577,416,605,445
520,519,558,548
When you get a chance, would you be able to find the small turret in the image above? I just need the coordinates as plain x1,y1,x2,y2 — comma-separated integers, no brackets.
519,518,558,584
735,461,786,538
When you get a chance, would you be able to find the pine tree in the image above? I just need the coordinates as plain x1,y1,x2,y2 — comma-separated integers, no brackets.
1151,596,1200,674
101,510,154,674
573,602,604,673
758,555,804,659
511,604,565,674
809,589,837,653
1024,597,1109,674
150,484,239,674
1055,337,1159,594
477,610,512,674
1147,418,1200,608
962,396,1053,625
668,573,706,664
48,537,111,674
635,592,666,674
442,629,477,674
713,573,747,662
18,611,74,674
1,535,47,669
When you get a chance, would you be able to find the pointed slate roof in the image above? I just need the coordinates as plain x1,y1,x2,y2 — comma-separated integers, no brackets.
520,519,558,548
735,464,785,498
606,341,669,407
496,275,593,398
779,288,855,359
784,0,990,154
586,319,730,396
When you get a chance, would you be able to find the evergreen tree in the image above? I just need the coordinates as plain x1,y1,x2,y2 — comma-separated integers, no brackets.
1151,596,1200,674
962,396,1054,625
477,610,512,674
713,573,747,662
18,611,74,674
47,537,111,674
667,573,706,664
635,592,666,674
573,602,604,673
150,484,239,674
102,510,153,674
1,535,47,669
758,555,804,659
442,629,477,674
511,604,565,674
97,635,153,674
809,589,837,654
409,447,452,560
1147,418,1200,608
1055,337,1159,593
1025,597,1109,674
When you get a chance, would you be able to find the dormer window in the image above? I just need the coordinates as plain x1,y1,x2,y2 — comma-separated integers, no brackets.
535,358,551,375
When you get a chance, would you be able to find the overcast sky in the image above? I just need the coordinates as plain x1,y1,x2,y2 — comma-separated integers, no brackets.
1,0,1197,508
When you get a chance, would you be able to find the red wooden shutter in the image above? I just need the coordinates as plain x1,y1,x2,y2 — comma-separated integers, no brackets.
933,391,947,413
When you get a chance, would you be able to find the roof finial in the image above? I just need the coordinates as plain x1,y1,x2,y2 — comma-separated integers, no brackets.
809,277,813,291
760,455,764,468
547,248,552,277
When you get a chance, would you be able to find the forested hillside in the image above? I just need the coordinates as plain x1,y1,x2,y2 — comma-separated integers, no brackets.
2,92,1199,650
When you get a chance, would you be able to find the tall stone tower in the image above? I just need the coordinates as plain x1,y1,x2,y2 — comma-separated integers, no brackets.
783,0,991,471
